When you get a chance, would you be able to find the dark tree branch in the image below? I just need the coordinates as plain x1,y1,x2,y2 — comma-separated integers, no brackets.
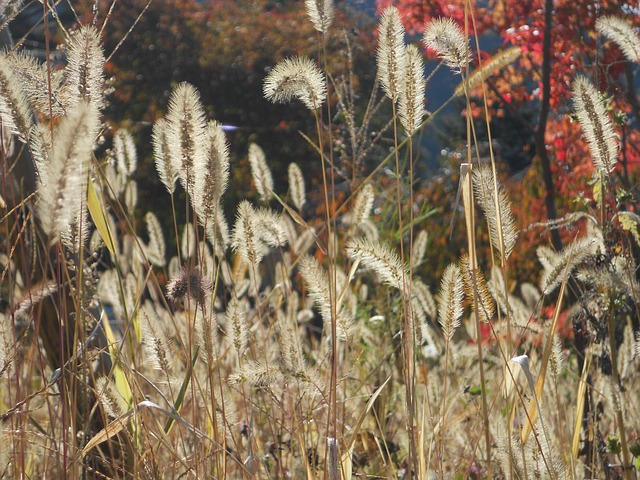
536,0,563,251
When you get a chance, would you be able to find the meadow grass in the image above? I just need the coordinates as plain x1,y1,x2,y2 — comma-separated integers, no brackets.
0,1,639,479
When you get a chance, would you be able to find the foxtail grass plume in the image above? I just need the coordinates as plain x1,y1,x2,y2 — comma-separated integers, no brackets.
398,44,426,135
538,236,595,294
0,55,34,142
288,162,306,210
152,119,179,194
65,25,105,112
596,15,640,63
460,254,495,323
376,6,407,103
346,238,407,292
423,18,469,72
181,222,196,259
37,101,99,241
305,0,333,33
411,229,428,269
140,305,173,372
96,377,127,419
437,263,463,341
166,267,211,308
263,56,326,110
195,120,229,224
472,164,517,262
572,75,618,175
412,278,436,321
227,297,248,358
30,124,52,184
248,143,273,201
298,254,352,339
113,129,137,178
5,51,65,119
232,201,287,268
454,46,521,96
166,82,207,195
351,183,375,226
145,212,166,267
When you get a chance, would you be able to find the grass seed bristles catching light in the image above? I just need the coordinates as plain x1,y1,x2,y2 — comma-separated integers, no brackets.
411,230,428,269
538,236,595,294
96,377,127,419
346,238,407,292
166,267,211,309
140,305,174,373
411,278,436,321
145,212,166,267
460,254,495,324
226,296,248,360
113,129,137,178
572,75,619,176
64,25,105,111
195,120,230,223
454,46,521,96
152,119,179,194
288,162,306,210
166,82,207,195
376,6,406,103
350,183,375,226
6,51,66,117
305,0,333,34
248,143,274,202
29,124,52,182
0,55,34,142
181,222,196,260
596,15,640,63
398,44,426,135
472,164,517,262
263,56,326,110
232,201,268,267
437,263,464,341
423,18,470,72
37,101,99,241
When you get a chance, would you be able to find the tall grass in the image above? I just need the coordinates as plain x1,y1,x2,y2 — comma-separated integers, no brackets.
1,1,639,479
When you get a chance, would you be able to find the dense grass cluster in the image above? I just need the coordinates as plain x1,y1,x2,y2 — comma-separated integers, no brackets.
1,1,640,479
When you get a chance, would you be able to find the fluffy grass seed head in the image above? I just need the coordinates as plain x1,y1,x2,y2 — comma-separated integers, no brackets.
231,201,286,268
139,304,173,372
398,44,426,135
305,0,333,33
376,6,407,103
64,25,106,112
227,296,248,359
411,229,428,269
460,254,495,323
166,267,211,308
437,262,463,341
113,129,137,178
472,164,517,263
166,82,207,195
454,46,521,96
152,119,179,194
423,17,469,72
346,238,407,292
596,15,640,63
263,56,326,110
144,212,166,267
6,51,66,118
288,162,306,210
0,54,34,142
248,143,273,201
195,120,230,223
37,101,99,241
572,75,618,176
350,183,375,226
